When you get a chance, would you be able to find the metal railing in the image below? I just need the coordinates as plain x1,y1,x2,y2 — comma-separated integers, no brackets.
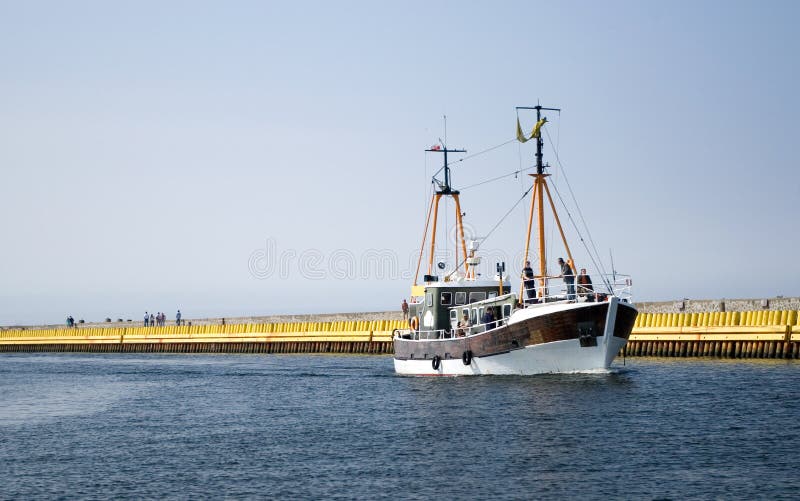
520,272,633,306
394,316,510,341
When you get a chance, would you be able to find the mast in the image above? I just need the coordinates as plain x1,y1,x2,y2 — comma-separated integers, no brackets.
413,143,469,286
517,104,576,301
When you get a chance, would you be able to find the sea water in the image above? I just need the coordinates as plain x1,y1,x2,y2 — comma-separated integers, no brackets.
0,354,798,499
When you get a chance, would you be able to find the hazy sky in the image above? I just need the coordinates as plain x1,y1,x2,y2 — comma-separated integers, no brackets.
1,1,798,325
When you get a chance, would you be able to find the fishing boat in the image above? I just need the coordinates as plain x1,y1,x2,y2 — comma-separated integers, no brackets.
393,105,638,376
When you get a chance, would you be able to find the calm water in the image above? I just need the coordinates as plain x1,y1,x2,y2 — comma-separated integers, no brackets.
0,354,798,500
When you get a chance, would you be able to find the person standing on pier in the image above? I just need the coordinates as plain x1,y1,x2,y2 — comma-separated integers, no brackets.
176,309,182,326
401,299,409,321
144,312,149,327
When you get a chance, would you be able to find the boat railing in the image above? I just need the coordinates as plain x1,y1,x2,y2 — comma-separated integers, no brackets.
520,272,633,306
394,316,509,341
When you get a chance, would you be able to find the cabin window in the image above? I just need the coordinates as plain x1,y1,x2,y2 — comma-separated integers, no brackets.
472,308,479,325
426,292,433,307
469,292,487,303
488,291,497,299
503,304,512,319
440,292,452,306
478,307,485,323
455,292,467,305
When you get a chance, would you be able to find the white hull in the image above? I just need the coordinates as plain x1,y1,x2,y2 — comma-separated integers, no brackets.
393,335,627,376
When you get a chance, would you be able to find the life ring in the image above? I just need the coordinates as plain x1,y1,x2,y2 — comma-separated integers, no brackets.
462,350,473,366
432,355,441,370
409,316,419,331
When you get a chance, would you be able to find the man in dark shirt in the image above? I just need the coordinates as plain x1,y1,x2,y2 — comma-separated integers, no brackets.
481,308,496,330
558,257,575,300
522,260,536,305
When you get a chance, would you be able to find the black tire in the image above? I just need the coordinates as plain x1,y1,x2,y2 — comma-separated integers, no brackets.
462,350,473,366
432,355,441,370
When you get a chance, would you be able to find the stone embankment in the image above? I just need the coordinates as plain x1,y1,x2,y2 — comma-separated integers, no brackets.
637,297,800,314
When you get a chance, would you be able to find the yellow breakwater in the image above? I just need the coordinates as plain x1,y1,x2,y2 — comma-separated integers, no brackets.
627,310,800,358
0,320,406,354
1,311,800,358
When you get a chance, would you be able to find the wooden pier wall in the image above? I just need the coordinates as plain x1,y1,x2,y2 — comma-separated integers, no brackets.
1,311,800,358
0,320,401,354
624,310,800,358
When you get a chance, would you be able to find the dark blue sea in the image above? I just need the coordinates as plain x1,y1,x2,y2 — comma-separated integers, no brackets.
0,354,798,500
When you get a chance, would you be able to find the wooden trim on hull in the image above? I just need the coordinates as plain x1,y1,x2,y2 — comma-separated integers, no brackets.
394,301,637,362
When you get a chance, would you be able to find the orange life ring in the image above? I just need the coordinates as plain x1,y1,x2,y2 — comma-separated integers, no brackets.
409,316,419,331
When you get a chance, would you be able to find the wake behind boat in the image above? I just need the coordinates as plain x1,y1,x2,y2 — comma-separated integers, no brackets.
393,104,638,376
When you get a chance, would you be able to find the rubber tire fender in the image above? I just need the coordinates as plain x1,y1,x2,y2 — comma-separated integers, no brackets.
462,350,473,366
432,355,441,370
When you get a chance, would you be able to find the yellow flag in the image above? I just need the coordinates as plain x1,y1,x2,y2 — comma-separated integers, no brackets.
516,117,529,143
516,117,548,142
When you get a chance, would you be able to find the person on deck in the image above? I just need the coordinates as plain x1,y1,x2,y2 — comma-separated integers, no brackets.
522,260,537,305
481,308,496,330
558,258,576,300
577,268,594,301
401,299,409,321
457,312,471,337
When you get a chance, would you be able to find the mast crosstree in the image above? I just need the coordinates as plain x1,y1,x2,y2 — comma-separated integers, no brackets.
413,144,470,286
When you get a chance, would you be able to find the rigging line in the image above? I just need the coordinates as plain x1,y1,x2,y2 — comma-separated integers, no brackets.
459,166,536,191
544,126,598,264
450,138,517,165
547,175,613,294
555,109,562,157
445,183,534,280
544,127,610,282
428,137,517,180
